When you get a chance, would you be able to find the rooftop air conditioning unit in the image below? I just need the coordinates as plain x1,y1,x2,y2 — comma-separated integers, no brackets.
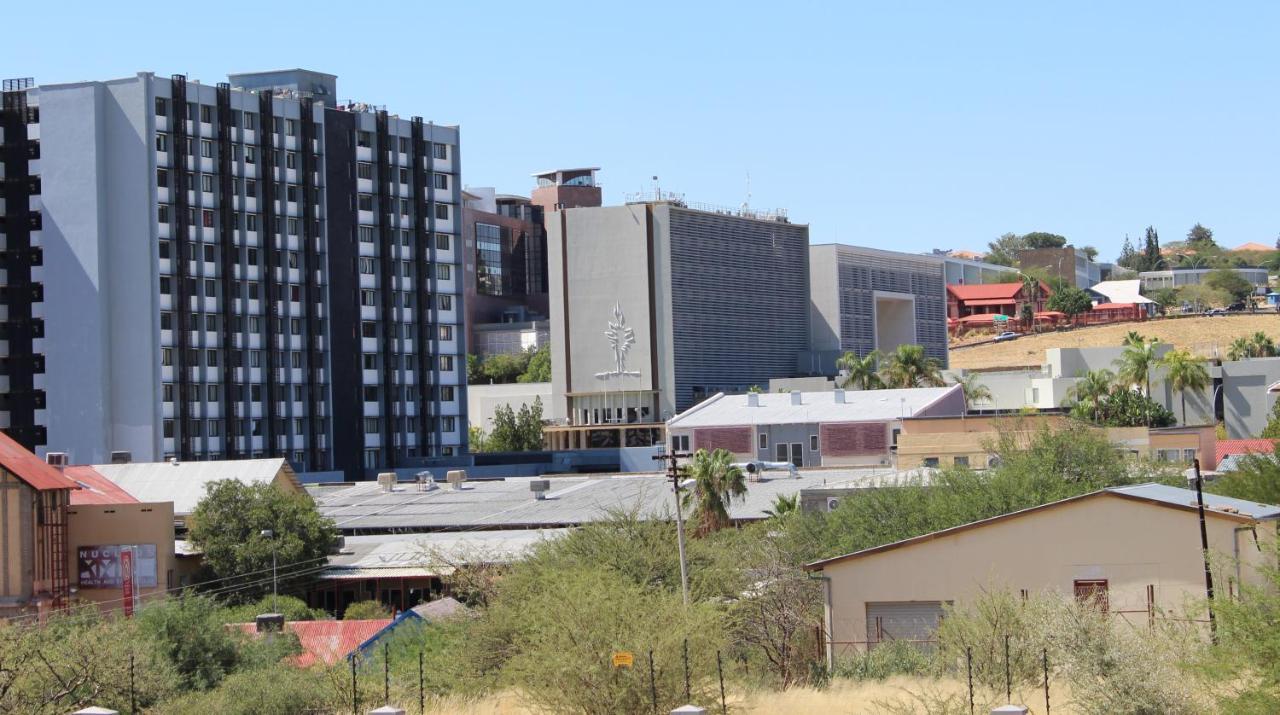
255,613,285,633
530,479,551,500
109,450,132,464
45,452,68,468
416,471,437,492
445,470,467,490
377,472,396,493
826,497,840,512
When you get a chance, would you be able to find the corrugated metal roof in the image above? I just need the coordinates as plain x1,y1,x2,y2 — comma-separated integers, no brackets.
667,386,961,429
1215,439,1278,463
0,432,77,491
233,619,393,667
66,466,139,505
1089,280,1154,304
319,567,435,580
947,283,1026,301
1107,483,1280,520
312,468,904,532
92,458,293,514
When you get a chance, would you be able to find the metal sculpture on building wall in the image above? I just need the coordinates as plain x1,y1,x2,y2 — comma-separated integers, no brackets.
597,303,640,379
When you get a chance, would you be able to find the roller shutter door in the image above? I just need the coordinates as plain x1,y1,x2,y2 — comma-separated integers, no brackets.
866,601,945,646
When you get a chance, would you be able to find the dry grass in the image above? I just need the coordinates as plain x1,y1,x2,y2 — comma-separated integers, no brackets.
950,314,1280,371
422,679,1080,714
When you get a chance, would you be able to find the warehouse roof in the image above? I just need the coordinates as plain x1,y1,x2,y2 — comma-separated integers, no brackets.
319,529,569,580
92,458,300,515
311,468,898,533
0,432,77,491
1089,279,1154,305
667,386,963,429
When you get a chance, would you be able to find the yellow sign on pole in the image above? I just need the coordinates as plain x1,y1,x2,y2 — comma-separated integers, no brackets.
611,651,635,668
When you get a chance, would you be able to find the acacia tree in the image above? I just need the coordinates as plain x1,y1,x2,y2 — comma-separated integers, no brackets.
681,448,747,537
1046,286,1094,321
836,349,883,390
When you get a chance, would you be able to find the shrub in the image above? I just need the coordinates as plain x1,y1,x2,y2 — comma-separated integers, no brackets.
219,594,329,624
343,600,392,620
831,639,939,681
158,665,338,715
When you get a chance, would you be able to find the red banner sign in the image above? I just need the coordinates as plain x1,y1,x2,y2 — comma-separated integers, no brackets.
121,549,134,617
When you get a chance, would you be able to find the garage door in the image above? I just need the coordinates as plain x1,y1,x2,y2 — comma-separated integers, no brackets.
866,601,945,646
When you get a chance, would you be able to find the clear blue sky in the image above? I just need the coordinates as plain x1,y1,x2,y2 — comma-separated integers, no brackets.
8,1,1279,261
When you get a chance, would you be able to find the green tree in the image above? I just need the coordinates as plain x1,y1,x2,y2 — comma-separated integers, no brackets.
1205,268,1255,303
466,354,483,383
1065,369,1116,422
1081,245,1099,261
763,493,799,520
1069,386,1176,427
879,343,945,388
1251,331,1278,358
138,593,244,691
468,424,488,452
480,351,530,384
187,481,336,603
836,349,883,390
1021,231,1068,249
1179,283,1228,311
1160,348,1210,424
1261,399,1280,440
1045,285,1094,319
342,600,392,620
1114,335,1161,397
1117,235,1139,269
1149,287,1181,312
484,397,545,452
681,448,748,537
985,232,1025,267
1142,225,1163,271
1187,222,1216,248
518,344,551,382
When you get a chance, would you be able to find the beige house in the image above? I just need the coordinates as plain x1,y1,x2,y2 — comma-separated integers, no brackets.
805,484,1279,667
896,414,1217,471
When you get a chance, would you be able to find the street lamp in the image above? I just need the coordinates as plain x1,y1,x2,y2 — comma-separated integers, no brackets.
260,529,277,614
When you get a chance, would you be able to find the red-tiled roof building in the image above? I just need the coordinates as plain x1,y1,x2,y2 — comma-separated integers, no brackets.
946,282,1049,320
0,431,76,617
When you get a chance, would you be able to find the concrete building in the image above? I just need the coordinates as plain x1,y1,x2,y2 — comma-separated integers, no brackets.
0,70,465,476
1015,246,1102,288
805,245,950,376
460,188,549,355
805,484,1278,663
895,413,1217,470
1220,357,1280,439
546,198,809,450
1139,267,1269,295
530,167,601,212
933,252,1010,286
665,386,966,468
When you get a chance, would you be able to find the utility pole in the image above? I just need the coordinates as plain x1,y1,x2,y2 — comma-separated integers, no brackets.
1193,459,1217,643
261,529,278,614
654,446,691,605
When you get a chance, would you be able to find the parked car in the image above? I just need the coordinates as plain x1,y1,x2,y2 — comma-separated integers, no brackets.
1204,308,1227,316
993,331,1019,343
1227,302,1247,312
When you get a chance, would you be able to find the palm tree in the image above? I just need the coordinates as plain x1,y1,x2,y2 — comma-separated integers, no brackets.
763,493,798,520
879,344,945,388
680,448,747,537
1114,336,1161,397
836,350,883,390
1228,336,1253,362
1122,331,1146,349
1020,274,1041,331
1066,369,1116,422
953,373,992,407
1250,331,1277,358
1159,349,1210,425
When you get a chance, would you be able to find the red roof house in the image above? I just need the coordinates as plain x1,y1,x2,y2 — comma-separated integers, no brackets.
1216,439,1279,464
946,282,1049,320
234,619,395,667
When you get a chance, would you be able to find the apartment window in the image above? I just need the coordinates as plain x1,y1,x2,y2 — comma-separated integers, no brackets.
440,386,455,402
434,204,449,220
155,97,168,117
288,251,298,269
289,351,301,369
364,449,379,469
201,174,213,192
361,322,377,338
436,264,452,282
438,325,453,341
204,279,216,297
162,383,174,402
358,257,375,274
156,168,169,188
360,290,376,307
199,105,212,123
398,137,409,153
159,277,172,295
432,144,448,160
207,384,218,402
439,355,454,372
245,146,256,164
358,226,375,243
398,167,409,185
158,241,172,260
159,312,174,331
400,230,411,246
250,351,262,368
206,349,218,367
758,433,768,450
357,163,373,180
357,131,372,148
290,317,302,335
364,417,379,434
358,194,373,211
203,244,215,263
205,315,218,332
202,210,214,228
161,348,173,366
438,294,452,311
246,179,257,196
433,174,448,190
285,118,297,136
287,218,298,236
208,420,221,437
286,152,297,169
442,416,456,432
155,133,169,152
286,185,298,203
163,420,174,439
246,214,258,232
294,386,304,402
248,316,262,333
200,139,213,158
290,285,301,302
158,205,170,224
435,233,450,251
248,282,260,300
243,112,257,130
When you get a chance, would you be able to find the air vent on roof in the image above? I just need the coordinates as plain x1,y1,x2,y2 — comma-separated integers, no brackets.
377,472,396,493
446,470,467,490
530,479,551,500
45,452,68,468
109,450,132,464
790,392,803,406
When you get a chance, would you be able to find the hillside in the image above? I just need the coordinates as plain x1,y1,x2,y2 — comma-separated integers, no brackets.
950,314,1280,371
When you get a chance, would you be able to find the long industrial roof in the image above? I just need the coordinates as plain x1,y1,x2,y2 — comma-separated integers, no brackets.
311,468,900,533
667,386,962,429
92,458,295,515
